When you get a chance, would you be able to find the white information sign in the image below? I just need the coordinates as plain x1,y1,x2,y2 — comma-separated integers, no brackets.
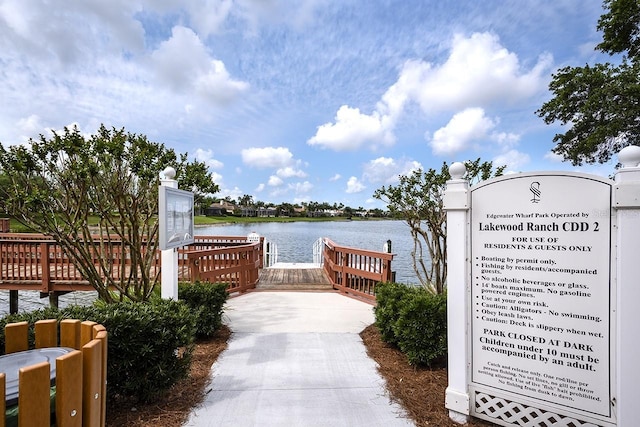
159,186,195,250
470,173,612,418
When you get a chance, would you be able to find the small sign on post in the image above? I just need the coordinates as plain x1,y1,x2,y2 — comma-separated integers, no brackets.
158,186,195,250
159,167,194,300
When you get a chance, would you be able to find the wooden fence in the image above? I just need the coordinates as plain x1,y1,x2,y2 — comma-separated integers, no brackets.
186,242,261,294
322,238,394,302
0,319,107,427
0,234,260,291
1,233,393,304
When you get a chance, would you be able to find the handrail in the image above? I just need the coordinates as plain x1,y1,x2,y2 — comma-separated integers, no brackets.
1,234,392,303
0,236,264,295
185,242,261,294
322,238,394,302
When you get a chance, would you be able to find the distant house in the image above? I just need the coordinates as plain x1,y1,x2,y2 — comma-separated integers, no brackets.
278,207,291,217
205,201,236,216
241,206,257,217
257,206,277,217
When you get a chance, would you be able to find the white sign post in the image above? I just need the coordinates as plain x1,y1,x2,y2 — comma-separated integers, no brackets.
159,167,194,300
613,146,640,426
444,147,640,426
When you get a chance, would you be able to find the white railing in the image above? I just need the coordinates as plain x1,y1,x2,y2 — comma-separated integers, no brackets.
312,237,324,267
262,238,278,268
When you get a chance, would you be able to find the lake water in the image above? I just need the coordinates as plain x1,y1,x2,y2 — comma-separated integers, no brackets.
0,220,423,316
196,219,422,285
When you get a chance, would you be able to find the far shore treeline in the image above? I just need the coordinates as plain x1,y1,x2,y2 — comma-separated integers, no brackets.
4,212,394,233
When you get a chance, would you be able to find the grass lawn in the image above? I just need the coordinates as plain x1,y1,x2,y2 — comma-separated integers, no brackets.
192,215,376,225
4,214,384,233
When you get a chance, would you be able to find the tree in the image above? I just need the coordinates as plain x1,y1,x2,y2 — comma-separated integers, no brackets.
176,154,219,215
0,125,218,302
0,172,10,214
536,0,640,165
237,194,254,207
277,202,294,217
373,159,504,294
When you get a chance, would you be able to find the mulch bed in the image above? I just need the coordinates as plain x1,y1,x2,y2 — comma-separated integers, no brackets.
105,326,231,427
106,324,494,426
359,324,494,426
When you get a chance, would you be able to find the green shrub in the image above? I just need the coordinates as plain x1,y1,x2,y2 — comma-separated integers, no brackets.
0,286,231,403
179,281,229,338
61,299,197,403
393,290,447,366
0,299,197,403
374,282,412,345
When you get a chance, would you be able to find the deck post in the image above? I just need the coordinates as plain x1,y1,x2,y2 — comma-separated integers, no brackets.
49,292,59,309
9,290,18,314
614,146,640,425
160,168,179,300
40,242,51,294
443,162,470,424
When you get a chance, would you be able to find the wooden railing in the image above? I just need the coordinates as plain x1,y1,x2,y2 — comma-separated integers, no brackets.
322,238,394,302
1,233,392,304
1,319,107,426
0,234,262,293
186,241,261,294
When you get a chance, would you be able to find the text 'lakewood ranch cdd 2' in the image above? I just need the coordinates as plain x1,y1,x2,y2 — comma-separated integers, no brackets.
443,146,640,427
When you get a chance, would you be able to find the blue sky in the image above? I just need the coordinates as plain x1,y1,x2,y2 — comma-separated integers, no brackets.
0,1,616,208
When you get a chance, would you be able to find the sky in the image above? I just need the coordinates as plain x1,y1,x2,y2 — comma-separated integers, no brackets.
0,0,618,209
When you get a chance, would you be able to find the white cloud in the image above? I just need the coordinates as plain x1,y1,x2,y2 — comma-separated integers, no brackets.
210,171,223,184
307,105,395,151
290,181,313,194
268,175,284,186
187,0,234,37
0,0,145,64
362,156,422,185
195,148,224,169
276,166,307,178
329,173,341,181
346,176,366,193
150,26,248,104
429,108,496,155
255,183,265,192
219,186,243,200
269,180,313,199
15,114,44,143
492,131,521,148
241,147,294,168
398,33,553,113
494,149,530,171
308,32,550,154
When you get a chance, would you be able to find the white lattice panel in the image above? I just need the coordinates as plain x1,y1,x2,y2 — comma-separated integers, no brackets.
472,391,605,427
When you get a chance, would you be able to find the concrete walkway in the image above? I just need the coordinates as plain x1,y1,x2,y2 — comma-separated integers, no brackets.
184,292,414,427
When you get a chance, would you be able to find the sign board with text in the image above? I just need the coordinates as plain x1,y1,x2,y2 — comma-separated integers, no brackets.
159,186,194,250
469,173,614,426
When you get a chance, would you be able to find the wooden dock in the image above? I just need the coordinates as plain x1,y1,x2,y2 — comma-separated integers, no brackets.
257,264,333,291
2,235,393,306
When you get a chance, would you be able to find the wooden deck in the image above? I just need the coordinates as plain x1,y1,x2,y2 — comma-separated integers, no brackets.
257,266,333,291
